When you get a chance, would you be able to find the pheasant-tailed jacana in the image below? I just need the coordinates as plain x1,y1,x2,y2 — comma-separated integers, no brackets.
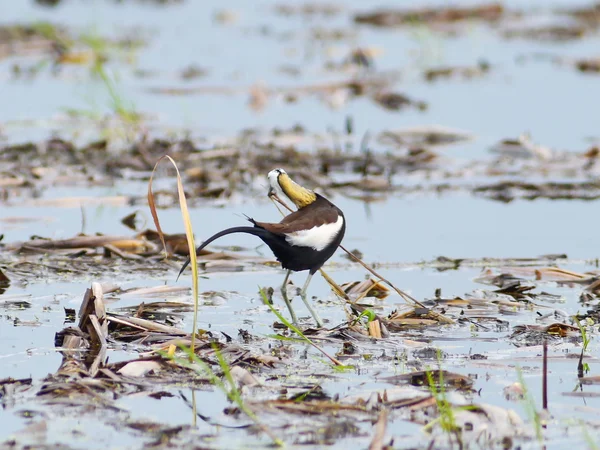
178,168,345,327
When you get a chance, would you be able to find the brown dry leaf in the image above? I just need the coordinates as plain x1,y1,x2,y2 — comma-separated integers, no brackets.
342,279,390,301
545,322,580,337
368,320,382,338
511,323,580,344
385,308,446,329
103,244,145,260
108,314,189,336
109,239,151,252
137,229,189,255
386,318,439,329
476,267,594,285
535,267,592,282
344,322,370,338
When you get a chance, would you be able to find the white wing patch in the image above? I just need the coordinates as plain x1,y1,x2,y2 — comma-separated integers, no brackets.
285,215,344,251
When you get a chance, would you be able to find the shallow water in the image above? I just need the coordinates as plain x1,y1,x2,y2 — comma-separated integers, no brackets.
2,0,600,151
2,0,600,448
1,256,597,448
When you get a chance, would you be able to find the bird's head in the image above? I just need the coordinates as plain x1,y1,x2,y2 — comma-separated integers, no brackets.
267,168,316,209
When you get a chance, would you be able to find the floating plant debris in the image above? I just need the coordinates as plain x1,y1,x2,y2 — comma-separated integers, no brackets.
3,0,600,447
354,3,505,28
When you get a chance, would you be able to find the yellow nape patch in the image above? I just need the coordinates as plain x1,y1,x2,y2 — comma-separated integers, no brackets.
278,172,317,208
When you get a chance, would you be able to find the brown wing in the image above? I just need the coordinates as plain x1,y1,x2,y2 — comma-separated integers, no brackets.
253,199,340,236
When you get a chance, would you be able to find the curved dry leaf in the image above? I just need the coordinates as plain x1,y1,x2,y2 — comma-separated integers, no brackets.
535,267,592,282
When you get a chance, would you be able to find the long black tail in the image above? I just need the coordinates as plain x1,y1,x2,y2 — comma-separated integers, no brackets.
177,226,269,281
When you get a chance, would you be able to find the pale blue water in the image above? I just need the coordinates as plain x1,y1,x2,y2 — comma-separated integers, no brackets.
1,0,600,448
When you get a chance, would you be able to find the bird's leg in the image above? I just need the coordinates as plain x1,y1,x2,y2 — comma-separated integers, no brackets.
280,270,299,325
299,273,323,328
